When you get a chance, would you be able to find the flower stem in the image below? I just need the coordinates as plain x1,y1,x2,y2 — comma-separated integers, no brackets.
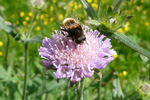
77,79,84,100
5,33,9,69
39,11,45,36
98,80,101,100
50,0,60,29
98,72,102,100
97,0,102,16
22,42,28,100
27,10,37,38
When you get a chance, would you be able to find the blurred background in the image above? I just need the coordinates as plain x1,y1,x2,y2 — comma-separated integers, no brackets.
0,0,150,100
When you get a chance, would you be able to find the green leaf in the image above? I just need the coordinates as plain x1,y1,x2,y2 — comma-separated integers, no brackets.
113,0,125,12
0,16,13,33
85,20,101,26
0,16,21,41
81,0,98,19
27,35,44,43
112,71,124,99
99,30,150,58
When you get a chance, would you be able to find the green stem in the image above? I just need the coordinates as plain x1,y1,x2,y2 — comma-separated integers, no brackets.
97,0,102,16
22,42,28,100
77,79,84,100
27,10,38,38
98,72,102,100
50,0,60,29
5,33,9,69
39,11,44,36
98,80,101,100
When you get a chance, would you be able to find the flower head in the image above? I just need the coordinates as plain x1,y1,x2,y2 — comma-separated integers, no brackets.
39,25,117,86
31,0,45,9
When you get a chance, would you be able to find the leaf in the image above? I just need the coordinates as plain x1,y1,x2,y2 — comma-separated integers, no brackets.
0,16,21,41
112,71,124,99
85,20,101,26
0,16,13,33
99,30,150,58
113,0,125,12
27,35,44,43
81,0,98,19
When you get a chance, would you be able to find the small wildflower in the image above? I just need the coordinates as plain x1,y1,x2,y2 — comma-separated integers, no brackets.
25,17,30,21
28,12,33,17
0,41,3,47
143,10,147,15
122,70,127,76
119,72,123,77
39,25,117,86
118,28,124,34
50,17,54,22
16,21,19,24
87,0,92,3
124,26,129,32
40,14,44,20
58,14,64,21
145,22,149,26
43,21,48,26
0,52,3,56
113,54,118,59
50,5,54,11
20,12,25,17
36,26,41,31
23,21,27,25
74,5,78,10
51,27,54,31
79,4,82,8
36,15,40,20
53,0,56,3
12,14,16,18
69,3,74,7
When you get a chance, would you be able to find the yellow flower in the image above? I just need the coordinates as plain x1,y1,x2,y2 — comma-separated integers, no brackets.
94,0,97,3
73,2,77,5
43,21,48,26
28,12,33,17
74,5,78,9
0,41,3,46
102,1,105,4
20,12,25,17
16,21,19,24
51,27,54,31
143,10,147,15
25,17,30,21
113,54,118,59
91,3,98,9
79,4,82,8
23,21,27,25
70,3,74,7
12,14,16,18
58,14,64,21
118,28,124,34
50,17,54,22
45,14,49,17
0,52,3,56
122,70,127,76
50,5,54,11
40,14,44,20
145,22,149,26
53,0,56,3
36,15,40,20
87,0,92,3
124,26,130,32
36,26,41,31
141,0,144,3
119,72,123,77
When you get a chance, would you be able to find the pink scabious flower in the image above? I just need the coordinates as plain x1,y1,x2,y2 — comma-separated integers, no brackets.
38,25,117,86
